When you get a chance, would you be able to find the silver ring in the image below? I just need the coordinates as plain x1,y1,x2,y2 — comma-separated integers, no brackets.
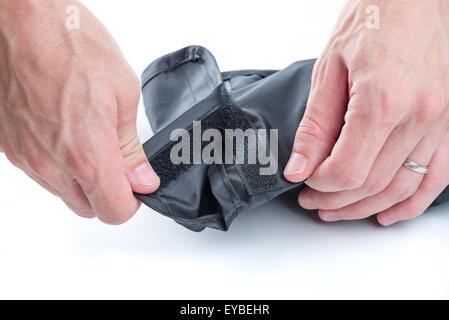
404,160,429,174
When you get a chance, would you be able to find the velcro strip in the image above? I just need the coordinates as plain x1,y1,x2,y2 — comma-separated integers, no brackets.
149,85,282,195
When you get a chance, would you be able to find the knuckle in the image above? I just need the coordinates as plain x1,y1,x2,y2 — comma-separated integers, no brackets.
121,135,142,158
349,90,399,131
319,198,343,211
415,90,446,125
97,213,133,226
377,85,412,124
26,152,47,177
424,87,446,113
94,196,138,226
343,104,367,129
415,108,439,127
75,166,96,186
116,75,141,124
420,171,449,204
391,179,418,201
335,168,366,190
62,192,93,210
295,114,328,147
348,40,376,70
379,93,406,120
352,73,414,127
434,171,449,191
4,150,23,170
67,204,95,219
65,150,97,186
435,169,449,191
363,178,389,196
351,77,375,96
403,200,424,219
347,209,367,220
77,212,96,219
120,75,141,109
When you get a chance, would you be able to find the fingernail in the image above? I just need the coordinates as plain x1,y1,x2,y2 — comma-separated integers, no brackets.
299,198,318,210
132,163,158,186
322,213,341,222
284,153,308,176
380,215,398,227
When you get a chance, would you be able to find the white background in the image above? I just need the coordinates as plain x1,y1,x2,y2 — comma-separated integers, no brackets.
1,0,448,299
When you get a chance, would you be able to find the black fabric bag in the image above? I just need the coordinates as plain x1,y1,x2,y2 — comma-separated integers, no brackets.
136,46,449,232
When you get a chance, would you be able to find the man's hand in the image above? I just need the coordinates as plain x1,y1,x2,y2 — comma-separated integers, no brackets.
284,0,449,226
0,0,160,224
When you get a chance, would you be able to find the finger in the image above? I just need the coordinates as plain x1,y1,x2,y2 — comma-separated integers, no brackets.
317,166,422,222
316,122,445,222
284,53,348,183
61,197,96,219
116,85,160,194
24,170,62,197
1,142,62,196
377,128,449,226
59,180,96,219
299,113,436,210
119,124,160,194
77,126,142,225
12,136,97,219
305,78,408,192
23,164,96,219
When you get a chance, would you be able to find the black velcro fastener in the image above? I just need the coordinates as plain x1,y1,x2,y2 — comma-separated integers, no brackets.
149,86,282,195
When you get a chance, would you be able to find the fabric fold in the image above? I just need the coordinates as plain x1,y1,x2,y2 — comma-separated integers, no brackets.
136,46,449,232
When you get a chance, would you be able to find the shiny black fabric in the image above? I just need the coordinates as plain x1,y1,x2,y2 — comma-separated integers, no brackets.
136,46,449,232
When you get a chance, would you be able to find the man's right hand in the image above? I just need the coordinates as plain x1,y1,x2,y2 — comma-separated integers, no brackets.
0,0,160,224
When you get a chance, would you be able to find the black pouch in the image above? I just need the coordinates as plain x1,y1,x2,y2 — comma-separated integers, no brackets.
136,46,449,232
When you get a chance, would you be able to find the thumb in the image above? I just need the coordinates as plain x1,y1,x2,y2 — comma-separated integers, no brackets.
284,55,348,183
120,124,160,194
